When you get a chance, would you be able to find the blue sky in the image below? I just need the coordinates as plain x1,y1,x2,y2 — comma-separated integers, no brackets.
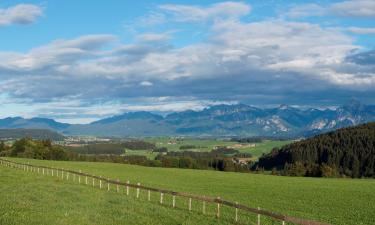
0,0,374,123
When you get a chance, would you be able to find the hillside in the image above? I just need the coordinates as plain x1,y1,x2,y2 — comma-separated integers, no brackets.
1,100,375,137
0,129,65,141
257,122,375,178
2,157,375,225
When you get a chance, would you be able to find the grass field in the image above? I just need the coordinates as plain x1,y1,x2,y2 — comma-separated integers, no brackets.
1,157,374,225
0,166,229,225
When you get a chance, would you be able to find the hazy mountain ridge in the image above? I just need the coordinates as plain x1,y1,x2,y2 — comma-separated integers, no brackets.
0,129,65,141
0,100,374,137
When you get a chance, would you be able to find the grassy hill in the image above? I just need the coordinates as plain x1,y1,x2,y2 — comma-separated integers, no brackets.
2,157,375,225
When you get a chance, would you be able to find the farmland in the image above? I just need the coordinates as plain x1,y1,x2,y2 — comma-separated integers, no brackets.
2,157,374,225
122,138,292,159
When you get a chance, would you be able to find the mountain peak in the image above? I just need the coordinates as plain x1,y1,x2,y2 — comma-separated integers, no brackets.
278,104,290,110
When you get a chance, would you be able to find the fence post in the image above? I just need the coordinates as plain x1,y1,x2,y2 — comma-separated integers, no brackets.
78,170,81,184
235,201,238,222
148,190,151,201
116,179,119,193
43,168,45,175
66,172,69,180
136,183,140,198
160,192,163,204
282,221,285,225
189,198,192,211
257,207,261,225
216,197,221,218
107,179,110,191
172,195,176,208
203,199,206,215
61,169,64,179
92,176,95,187
126,181,130,196
100,176,102,189
52,169,54,177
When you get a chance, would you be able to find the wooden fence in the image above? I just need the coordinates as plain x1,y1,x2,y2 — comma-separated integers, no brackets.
0,158,331,225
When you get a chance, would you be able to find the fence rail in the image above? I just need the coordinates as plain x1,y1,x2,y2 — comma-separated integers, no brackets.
0,158,331,225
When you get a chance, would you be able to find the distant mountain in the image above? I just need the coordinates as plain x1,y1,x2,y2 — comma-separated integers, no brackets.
256,122,375,178
0,129,65,141
91,111,163,125
0,100,374,137
0,117,70,131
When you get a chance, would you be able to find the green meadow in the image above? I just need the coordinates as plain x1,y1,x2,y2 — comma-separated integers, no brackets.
1,157,374,225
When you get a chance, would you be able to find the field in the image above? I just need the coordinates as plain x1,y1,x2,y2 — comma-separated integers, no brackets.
123,138,292,159
1,157,374,225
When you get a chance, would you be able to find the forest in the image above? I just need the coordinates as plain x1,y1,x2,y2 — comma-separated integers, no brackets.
257,122,375,178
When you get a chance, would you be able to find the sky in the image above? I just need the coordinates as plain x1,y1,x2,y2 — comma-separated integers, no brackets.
0,0,374,123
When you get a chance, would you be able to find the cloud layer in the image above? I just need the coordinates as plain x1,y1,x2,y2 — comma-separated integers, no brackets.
1,1,375,122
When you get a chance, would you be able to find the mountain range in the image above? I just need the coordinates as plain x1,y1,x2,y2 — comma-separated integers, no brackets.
1,100,375,137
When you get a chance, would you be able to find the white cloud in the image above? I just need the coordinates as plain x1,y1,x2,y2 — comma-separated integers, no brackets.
285,4,327,18
0,4,43,26
286,1,375,19
0,34,116,71
136,33,170,42
331,0,375,18
159,1,251,22
346,27,375,34
140,81,153,86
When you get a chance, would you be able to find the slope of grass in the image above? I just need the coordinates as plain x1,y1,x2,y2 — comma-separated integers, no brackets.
237,140,292,158
2,157,375,225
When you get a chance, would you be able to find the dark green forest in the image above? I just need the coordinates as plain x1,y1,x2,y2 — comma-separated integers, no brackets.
257,122,375,178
